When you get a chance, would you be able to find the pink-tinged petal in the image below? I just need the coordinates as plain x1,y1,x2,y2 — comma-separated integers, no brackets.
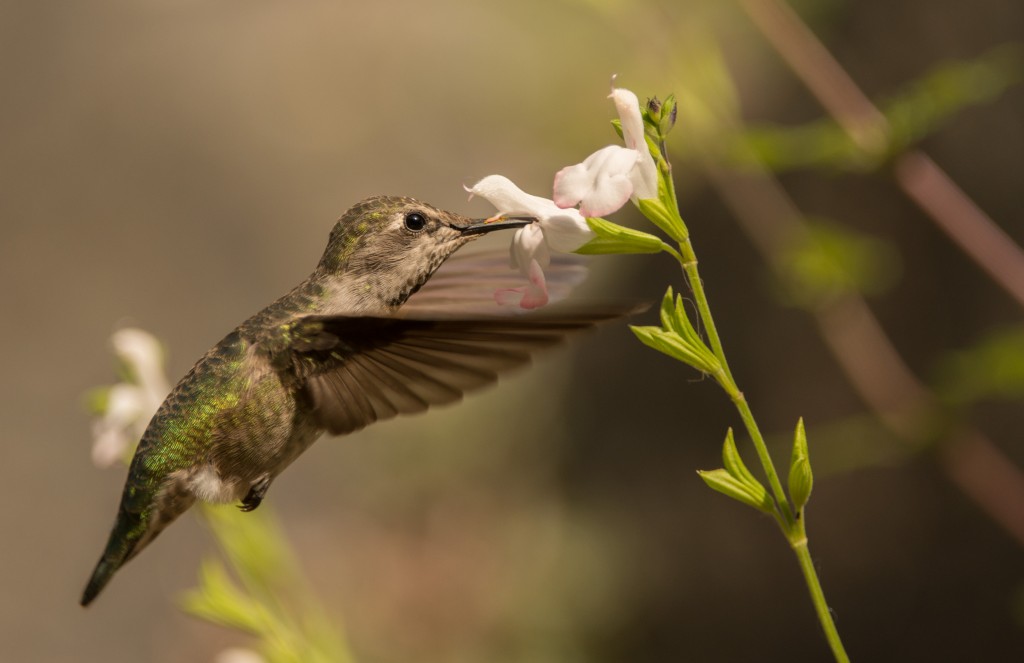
519,259,550,309
610,87,659,201
554,145,639,217
552,163,590,209
518,283,549,309
493,287,525,307
493,259,549,310
509,223,550,272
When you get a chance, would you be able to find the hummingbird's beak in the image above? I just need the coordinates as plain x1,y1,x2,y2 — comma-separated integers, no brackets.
457,215,536,236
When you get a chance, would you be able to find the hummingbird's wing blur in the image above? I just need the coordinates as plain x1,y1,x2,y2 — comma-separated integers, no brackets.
280,312,620,436
399,246,587,316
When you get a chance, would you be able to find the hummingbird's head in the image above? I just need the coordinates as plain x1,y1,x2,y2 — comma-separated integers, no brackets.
315,196,531,312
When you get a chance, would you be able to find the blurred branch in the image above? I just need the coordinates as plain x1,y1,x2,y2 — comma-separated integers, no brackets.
740,0,1024,309
739,0,888,155
704,159,1024,548
895,152,1024,308
733,46,1024,173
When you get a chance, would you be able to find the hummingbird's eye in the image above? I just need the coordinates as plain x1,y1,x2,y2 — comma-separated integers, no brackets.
404,212,427,232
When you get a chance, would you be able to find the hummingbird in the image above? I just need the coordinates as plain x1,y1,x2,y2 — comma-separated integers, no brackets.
82,195,619,606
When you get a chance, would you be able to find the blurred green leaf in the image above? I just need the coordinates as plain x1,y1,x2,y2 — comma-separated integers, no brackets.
934,326,1024,405
731,43,1024,172
885,43,1024,155
186,506,355,663
181,558,269,635
83,386,111,415
778,219,900,307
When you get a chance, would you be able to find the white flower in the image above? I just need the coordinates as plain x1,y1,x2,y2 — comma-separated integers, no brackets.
90,328,171,468
553,86,659,216
466,175,594,309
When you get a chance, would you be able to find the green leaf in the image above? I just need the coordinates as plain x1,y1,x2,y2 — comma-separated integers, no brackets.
673,294,702,347
610,118,624,141
576,217,664,255
698,469,774,514
630,325,720,374
788,418,813,511
721,428,764,495
659,287,682,334
636,197,687,242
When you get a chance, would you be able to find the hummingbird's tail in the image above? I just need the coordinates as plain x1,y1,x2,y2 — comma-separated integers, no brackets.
81,480,195,606
81,505,145,606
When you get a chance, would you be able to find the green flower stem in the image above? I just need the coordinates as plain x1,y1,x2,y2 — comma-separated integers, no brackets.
792,522,851,663
729,382,796,525
670,236,848,658
656,166,848,659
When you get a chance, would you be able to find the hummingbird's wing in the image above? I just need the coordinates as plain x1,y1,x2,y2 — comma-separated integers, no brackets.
399,246,587,316
280,312,621,436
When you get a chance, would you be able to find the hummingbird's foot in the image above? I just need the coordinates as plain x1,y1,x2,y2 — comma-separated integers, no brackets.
240,475,271,512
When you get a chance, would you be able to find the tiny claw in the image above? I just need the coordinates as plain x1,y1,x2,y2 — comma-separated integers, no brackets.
239,476,271,512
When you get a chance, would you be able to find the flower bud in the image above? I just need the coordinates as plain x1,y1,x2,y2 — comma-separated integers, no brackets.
660,94,678,135
647,96,663,119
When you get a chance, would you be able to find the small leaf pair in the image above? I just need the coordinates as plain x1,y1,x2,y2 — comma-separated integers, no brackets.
631,287,721,377
699,429,773,515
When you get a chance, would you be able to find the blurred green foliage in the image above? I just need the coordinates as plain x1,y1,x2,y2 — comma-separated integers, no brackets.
182,506,353,663
934,326,1024,406
777,219,901,307
732,44,1024,172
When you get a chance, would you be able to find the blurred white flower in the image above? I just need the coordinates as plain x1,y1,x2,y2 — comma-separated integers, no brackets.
214,648,267,663
466,175,594,309
553,85,659,216
90,328,170,468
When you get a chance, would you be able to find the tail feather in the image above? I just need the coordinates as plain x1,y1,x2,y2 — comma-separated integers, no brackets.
81,507,145,606
81,481,195,606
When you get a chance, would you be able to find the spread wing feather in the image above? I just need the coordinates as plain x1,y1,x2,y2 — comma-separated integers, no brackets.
280,313,619,435
399,246,587,316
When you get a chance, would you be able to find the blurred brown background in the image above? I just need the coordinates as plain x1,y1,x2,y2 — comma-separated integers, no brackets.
2,0,1022,661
